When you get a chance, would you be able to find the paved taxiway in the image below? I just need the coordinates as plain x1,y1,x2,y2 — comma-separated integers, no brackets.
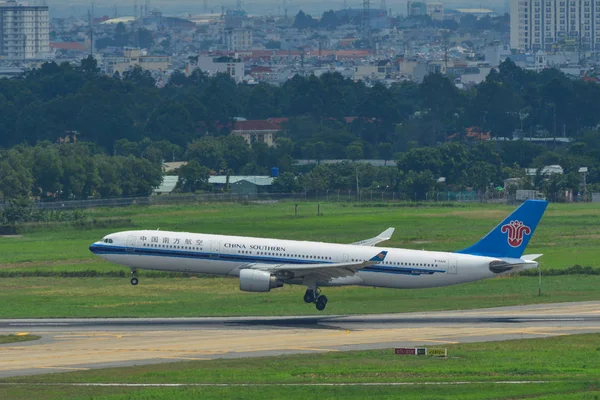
1,301,599,377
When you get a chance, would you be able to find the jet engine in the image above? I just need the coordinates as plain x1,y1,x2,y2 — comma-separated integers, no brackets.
239,269,284,292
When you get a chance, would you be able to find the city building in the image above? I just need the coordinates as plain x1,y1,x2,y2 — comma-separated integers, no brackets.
194,55,245,83
407,1,427,16
510,0,600,51
0,0,49,59
104,48,171,76
231,119,283,147
427,2,445,20
223,28,253,50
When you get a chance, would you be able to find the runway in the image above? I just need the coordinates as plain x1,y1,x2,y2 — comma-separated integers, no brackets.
1,301,599,378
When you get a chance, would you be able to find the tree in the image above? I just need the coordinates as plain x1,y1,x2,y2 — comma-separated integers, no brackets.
78,55,100,75
222,135,251,172
145,102,196,147
137,28,154,49
404,170,436,200
186,137,225,171
176,160,210,192
114,22,129,47
95,155,122,198
293,10,317,29
0,150,33,201
31,144,63,198
320,10,340,30
123,65,155,87
272,172,301,192
265,40,281,49
345,142,364,161
397,147,442,176
466,161,498,193
119,156,163,196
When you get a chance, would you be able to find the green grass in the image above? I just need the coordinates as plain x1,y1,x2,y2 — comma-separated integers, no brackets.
1,201,599,269
2,334,600,399
0,275,599,318
1,202,600,317
0,334,40,344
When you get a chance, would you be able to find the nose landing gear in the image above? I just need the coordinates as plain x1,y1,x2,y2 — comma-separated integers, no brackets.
304,287,328,311
130,269,139,286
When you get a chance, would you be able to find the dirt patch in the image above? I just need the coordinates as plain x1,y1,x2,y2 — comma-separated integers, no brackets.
412,240,432,244
0,235,23,238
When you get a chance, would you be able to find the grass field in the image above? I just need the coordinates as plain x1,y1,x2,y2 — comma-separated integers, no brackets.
1,275,599,318
0,334,40,344
1,201,600,318
2,333,599,399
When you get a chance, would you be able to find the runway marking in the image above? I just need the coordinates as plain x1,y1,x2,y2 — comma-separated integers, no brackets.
290,347,340,352
157,357,211,361
410,338,460,344
0,381,552,387
518,330,566,336
36,367,90,371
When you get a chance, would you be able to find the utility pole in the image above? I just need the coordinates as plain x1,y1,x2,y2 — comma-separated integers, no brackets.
356,168,360,202
88,4,94,55
362,0,372,50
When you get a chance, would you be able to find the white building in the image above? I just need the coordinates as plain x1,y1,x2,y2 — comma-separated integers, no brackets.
0,0,49,59
427,2,445,20
510,0,600,51
195,55,245,83
223,28,253,51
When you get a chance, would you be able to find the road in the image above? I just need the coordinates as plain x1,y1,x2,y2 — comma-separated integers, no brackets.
1,301,599,377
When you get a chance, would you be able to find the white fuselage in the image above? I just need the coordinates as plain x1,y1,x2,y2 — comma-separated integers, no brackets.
90,230,511,289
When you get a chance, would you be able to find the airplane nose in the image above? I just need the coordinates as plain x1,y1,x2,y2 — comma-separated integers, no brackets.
89,243,101,254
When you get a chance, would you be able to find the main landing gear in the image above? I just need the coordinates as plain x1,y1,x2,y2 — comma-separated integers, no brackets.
130,269,139,286
304,288,328,311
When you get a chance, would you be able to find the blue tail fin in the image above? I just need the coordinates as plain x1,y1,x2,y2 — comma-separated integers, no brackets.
456,200,548,258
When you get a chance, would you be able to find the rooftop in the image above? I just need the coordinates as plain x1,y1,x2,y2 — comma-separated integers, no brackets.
209,176,274,186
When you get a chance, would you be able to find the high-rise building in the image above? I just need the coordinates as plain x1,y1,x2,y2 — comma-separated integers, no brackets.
223,28,253,50
510,0,600,52
0,0,49,59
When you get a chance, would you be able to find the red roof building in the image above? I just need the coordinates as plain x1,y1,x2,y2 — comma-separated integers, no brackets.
231,119,284,147
50,42,88,52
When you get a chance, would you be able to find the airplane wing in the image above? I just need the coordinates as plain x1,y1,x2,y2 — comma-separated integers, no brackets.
351,228,395,247
249,251,388,281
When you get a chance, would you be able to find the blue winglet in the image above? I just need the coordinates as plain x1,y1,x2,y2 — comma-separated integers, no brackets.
456,200,548,258
370,251,388,262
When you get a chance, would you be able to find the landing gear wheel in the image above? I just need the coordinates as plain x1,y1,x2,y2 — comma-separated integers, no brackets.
130,277,139,286
315,295,328,311
304,289,316,303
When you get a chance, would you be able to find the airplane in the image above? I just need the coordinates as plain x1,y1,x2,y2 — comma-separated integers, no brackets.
89,200,548,311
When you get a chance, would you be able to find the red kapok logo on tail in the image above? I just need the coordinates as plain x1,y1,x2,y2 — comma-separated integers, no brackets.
501,220,532,247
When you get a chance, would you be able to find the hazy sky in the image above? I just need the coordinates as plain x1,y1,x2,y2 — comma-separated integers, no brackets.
46,0,508,18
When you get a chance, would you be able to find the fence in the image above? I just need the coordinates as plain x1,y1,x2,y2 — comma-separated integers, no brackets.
0,190,508,210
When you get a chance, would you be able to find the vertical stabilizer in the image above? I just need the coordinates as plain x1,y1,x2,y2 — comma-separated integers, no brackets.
456,200,548,258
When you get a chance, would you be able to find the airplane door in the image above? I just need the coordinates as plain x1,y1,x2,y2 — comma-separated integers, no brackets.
210,241,220,259
343,254,350,262
126,235,137,252
447,259,457,274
